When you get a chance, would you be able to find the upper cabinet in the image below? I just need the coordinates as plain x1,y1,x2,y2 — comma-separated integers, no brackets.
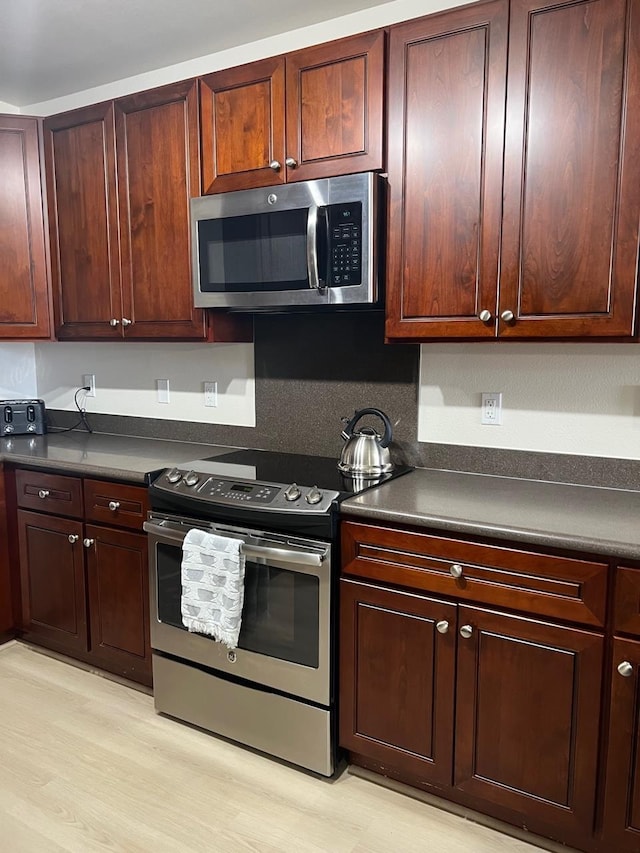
386,0,640,341
0,116,52,339
200,31,385,193
44,83,250,342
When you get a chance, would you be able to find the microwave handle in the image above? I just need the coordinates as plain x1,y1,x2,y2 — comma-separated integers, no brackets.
306,205,320,290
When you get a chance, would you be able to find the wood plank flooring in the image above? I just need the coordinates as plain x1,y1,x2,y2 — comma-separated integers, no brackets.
0,642,548,852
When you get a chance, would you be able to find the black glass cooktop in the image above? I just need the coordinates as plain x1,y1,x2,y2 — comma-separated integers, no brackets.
197,449,412,498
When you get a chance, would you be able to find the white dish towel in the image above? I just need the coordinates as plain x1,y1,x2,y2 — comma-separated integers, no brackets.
181,528,246,650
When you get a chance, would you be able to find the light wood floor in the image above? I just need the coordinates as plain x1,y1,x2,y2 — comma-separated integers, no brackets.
0,642,549,853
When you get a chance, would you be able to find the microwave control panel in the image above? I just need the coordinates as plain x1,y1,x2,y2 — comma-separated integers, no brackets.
328,202,362,287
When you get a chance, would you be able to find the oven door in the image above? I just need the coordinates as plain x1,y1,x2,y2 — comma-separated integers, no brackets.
144,513,332,706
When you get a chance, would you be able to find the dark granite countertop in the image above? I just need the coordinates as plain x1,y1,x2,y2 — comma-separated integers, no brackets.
341,467,640,560
0,432,237,484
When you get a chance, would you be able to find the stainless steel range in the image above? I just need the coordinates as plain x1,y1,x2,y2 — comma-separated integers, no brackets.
145,448,411,776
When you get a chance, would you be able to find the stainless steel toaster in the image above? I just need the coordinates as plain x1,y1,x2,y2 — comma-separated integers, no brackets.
1,399,47,435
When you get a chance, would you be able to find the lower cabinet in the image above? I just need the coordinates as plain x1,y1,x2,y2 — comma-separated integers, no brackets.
340,520,610,852
14,469,151,686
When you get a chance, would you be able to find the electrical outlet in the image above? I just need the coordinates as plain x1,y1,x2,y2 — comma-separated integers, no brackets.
82,374,96,397
156,379,170,404
481,392,503,425
204,381,218,407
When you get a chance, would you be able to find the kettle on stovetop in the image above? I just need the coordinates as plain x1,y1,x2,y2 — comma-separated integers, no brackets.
338,408,395,476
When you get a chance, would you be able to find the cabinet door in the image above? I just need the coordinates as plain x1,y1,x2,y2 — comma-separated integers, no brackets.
284,30,384,182
455,606,603,848
340,578,456,786
44,102,122,339
200,57,286,193
385,2,507,340
0,465,13,638
85,523,151,685
17,509,87,654
0,116,51,340
601,638,640,852
115,80,209,340
498,0,640,338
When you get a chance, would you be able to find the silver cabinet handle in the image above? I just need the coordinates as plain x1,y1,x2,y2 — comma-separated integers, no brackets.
285,157,298,168
479,309,492,322
269,160,281,171
450,563,463,579
38,489,49,499
500,309,515,323
460,624,473,639
436,620,449,634
109,318,120,327
68,534,79,544
108,500,120,512
83,538,95,548
121,317,132,326
618,661,634,677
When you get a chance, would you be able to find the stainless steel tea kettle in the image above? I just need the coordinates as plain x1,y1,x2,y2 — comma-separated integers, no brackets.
338,408,395,475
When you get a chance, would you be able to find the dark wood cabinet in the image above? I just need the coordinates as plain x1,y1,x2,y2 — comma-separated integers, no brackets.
17,509,87,655
340,520,609,851
200,31,384,193
0,465,14,639
0,115,52,340
340,578,456,787
386,0,640,341
44,87,251,343
85,523,150,684
601,637,640,852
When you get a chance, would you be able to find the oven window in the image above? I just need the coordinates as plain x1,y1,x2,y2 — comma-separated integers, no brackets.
156,544,320,668
198,209,309,293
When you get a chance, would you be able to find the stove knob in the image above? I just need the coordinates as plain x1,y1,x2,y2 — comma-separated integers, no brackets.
166,468,183,484
183,470,200,487
305,485,323,505
284,483,301,502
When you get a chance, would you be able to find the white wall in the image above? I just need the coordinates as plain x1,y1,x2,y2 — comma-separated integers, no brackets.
34,342,255,426
419,344,640,459
0,101,19,114
0,344,37,398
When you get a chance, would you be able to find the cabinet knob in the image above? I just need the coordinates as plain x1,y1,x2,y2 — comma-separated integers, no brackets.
618,661,634,678
108,500,121,512
450,563,463,579
109,318,120,327
285,157,298,168
68,534,79,544
38,489,49,499
500,309,515,323
460,624,473,639
436,620,449,634
269,160,282,172
121,317,132,327
478,309,492,323
83,538,95,548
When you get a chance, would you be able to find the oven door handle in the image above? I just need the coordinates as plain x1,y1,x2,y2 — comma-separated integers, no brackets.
143,521,326,567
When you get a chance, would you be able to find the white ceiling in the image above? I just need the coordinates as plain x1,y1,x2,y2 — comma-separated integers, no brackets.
0,0,396,107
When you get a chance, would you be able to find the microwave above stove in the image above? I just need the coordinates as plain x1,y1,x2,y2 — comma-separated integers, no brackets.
191,172,380,311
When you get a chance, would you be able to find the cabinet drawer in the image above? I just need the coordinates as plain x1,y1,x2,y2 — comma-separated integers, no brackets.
341,521,607,627
614,567,640,637
83,479,149,530
15,469,83,518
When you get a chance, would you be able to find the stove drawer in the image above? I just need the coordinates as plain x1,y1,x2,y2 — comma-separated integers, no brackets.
84,479,149,530
341,521,607,627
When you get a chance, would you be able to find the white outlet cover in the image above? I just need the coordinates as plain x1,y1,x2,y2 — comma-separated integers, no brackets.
156,378,170,404
82,373,96,397
204,381,218,407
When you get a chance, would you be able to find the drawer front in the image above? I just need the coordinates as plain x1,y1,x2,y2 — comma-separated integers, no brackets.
614,567,640,637
341,521,607,627
15,469,83,518
84,479,149,530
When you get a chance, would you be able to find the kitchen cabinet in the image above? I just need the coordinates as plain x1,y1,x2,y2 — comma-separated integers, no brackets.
0,116,52,340
340,520,607,851
386,0,640,341
43,84,251,342
14,468,151,685
200,30,384,193
0,465,15,640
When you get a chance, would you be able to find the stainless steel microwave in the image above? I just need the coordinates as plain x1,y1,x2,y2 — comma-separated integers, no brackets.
191,172,379,311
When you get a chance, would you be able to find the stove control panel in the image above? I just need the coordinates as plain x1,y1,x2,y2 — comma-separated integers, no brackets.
153,468,339,515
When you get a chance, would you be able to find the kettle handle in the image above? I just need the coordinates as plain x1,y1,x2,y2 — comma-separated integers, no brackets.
343,408,393,448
